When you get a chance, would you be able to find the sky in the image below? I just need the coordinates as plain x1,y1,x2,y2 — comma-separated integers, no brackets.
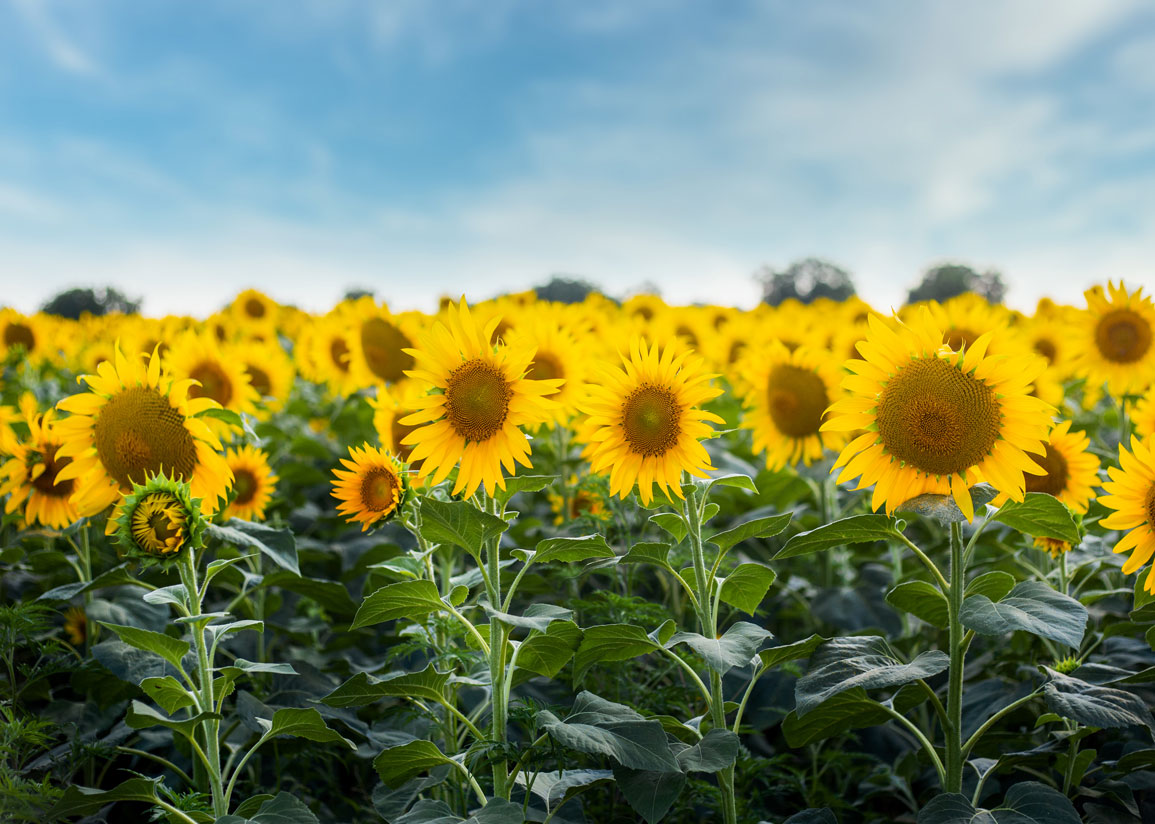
1,0,1154,317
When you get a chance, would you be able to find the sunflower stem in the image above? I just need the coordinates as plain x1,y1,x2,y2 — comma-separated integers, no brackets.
483,491,510,801
944,521,966,794
180,550,226,817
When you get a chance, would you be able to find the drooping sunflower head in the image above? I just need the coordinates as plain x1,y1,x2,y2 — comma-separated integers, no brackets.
824,308,1054,520
0,399,80,530
740,340,844,470
1071,281,1155,397
400,298,561,498
583,337,724,505
223,446,278,521
1101,435,1155,593
331,444,408,531
54,344,233,519
112,472,206,564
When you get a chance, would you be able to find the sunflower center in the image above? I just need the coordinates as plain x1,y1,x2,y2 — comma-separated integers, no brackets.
766,364,829,437
360,467,399,512
233,468,258,505
728,341,746,364
621,385,682,457
1024,443,1069,497
244,297,266,319
1033,339,1057,364
130,492,187,555
4,322,34,350
94,387,199,489
444,359,512,443
527,351,564,382
945,327,978,352
246,365,272,397
361,318,414,383
676,325,699,347
31,444,74,498
875,357,1001,476
1095,310,1152,364
1146,482,1155,529
189,361,234,407
330,339,350,373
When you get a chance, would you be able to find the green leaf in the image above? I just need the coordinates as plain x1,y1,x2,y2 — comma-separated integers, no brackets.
260,707,355,749
143,584,188,609
537,692,679,772
613,766,685,824
140,675,196,713
1043,668,1155,733
650,512,687,543
618,542,673,567
709,512,793,554
207,519,299,575
215,792,320,824
783,811,837,824
419,498,508,558
701,473,759,495
966,571,1016,602
674,728,738,772
993,493,1081,544
494,474,557,504
393,798,525,824
322,663,451,708
960,581,1087,649
513,620,582,682
91,639,167,684
38,563,145,601
782,688,893,747
916,781,1080,824
669,622,771,675
529,534,615,565
758,634,825,671
97,622,190,670
486,603,573,632
351,580,445,630
49,777,163,820
886,581,948,628
897,483,998,525
516,769,612,813
719,563,777,615
795,636,948,716
261,571,358,618
774,515,895,559
125,700,220,739
374,739,455,788
203,553,258,587
573,624,661,683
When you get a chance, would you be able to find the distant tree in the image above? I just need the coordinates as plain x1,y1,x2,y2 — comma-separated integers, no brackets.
756,257,856,306
905,263,1006,305
343,288,375,302
534,276,602,304
41,287,141,319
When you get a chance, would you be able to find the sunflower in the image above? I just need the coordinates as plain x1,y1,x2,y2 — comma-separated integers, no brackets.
331,444,408,531
1134,388,1155,439
1101,435,1155,593
0,399,80,530
0,309,49,363
223,446,278,521
400,298,562,498
230,288,280,333
993,420,1099,513
505,311,590,426
165,333,259,434
345,298,422,387
54,345,232,519
1070,281,1155,398
303,314,361,395
740,341,844,470
583,337,724,505
547,475,609,525
370,382,425,468
236,339,296,414
824,308,1054,520
112,473,207,561
62,606,87,646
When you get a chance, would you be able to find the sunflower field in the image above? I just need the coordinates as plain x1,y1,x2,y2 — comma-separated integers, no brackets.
5,283,1155,824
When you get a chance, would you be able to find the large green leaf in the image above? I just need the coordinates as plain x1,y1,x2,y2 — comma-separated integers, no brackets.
709,512,793,555
419,498,508,558
393,798,525,824
758,634,825,671
494,474,557,504
649,512,687,543
774,515,895,559
322,663,451,708
259,707,355,749
965,571,1016,602
960,581,1087,649
49,777,163,820
668,622,771,675
917,781,1080,824
261,571,358,618
140,675,196,713
1043,669,1155,732
513,620,582,681
719,563,777,615
528,534,615,565
993,493,1081,544
573,624,662,683
612,767,685,824
351,580,445,630
38,563,145,601
207,519,299,575
537,692,679,772
886,581,948,628
125,700,219,739
97,622,190,670
795,636,948,716
516,769,612,813
783,688,897,747
618,542,674,567
374,739,455,788
215,792,320,824
673,728,738,772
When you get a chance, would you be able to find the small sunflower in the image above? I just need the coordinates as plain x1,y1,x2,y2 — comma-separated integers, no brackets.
236,339,296,414
345,298,421,387
62,606,87,646
165,333,259,434
400,298,562,498
331,444,408,531
0,398,79,530
740,341,844,470
223,446,278,521
112,473,207,563
370,382,425,468
1070,281,1155,398
1101,435,1155,593
54,345,232,520
1019,420,1100,513
0,309,49,363
230,288,280,332
824,309,1054,520
547,475,609,525
505,311,590,426
583,337,724,505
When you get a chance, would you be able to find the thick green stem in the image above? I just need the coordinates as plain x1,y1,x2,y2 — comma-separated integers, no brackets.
482,493,509,800
181,553,226,816
944,522,966,794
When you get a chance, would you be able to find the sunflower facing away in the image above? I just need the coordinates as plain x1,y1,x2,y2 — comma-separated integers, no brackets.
583,337,724,505
331,444,408,531
223,446,278,521
740,340,844,470
0,397,79,530
824,309,1054,521
1101,435,1155,593
54,345,232,520
1070,281,1155,398
400,298,562,498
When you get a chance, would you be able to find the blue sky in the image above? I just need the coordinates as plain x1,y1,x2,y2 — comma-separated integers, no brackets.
1,0,1154,316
